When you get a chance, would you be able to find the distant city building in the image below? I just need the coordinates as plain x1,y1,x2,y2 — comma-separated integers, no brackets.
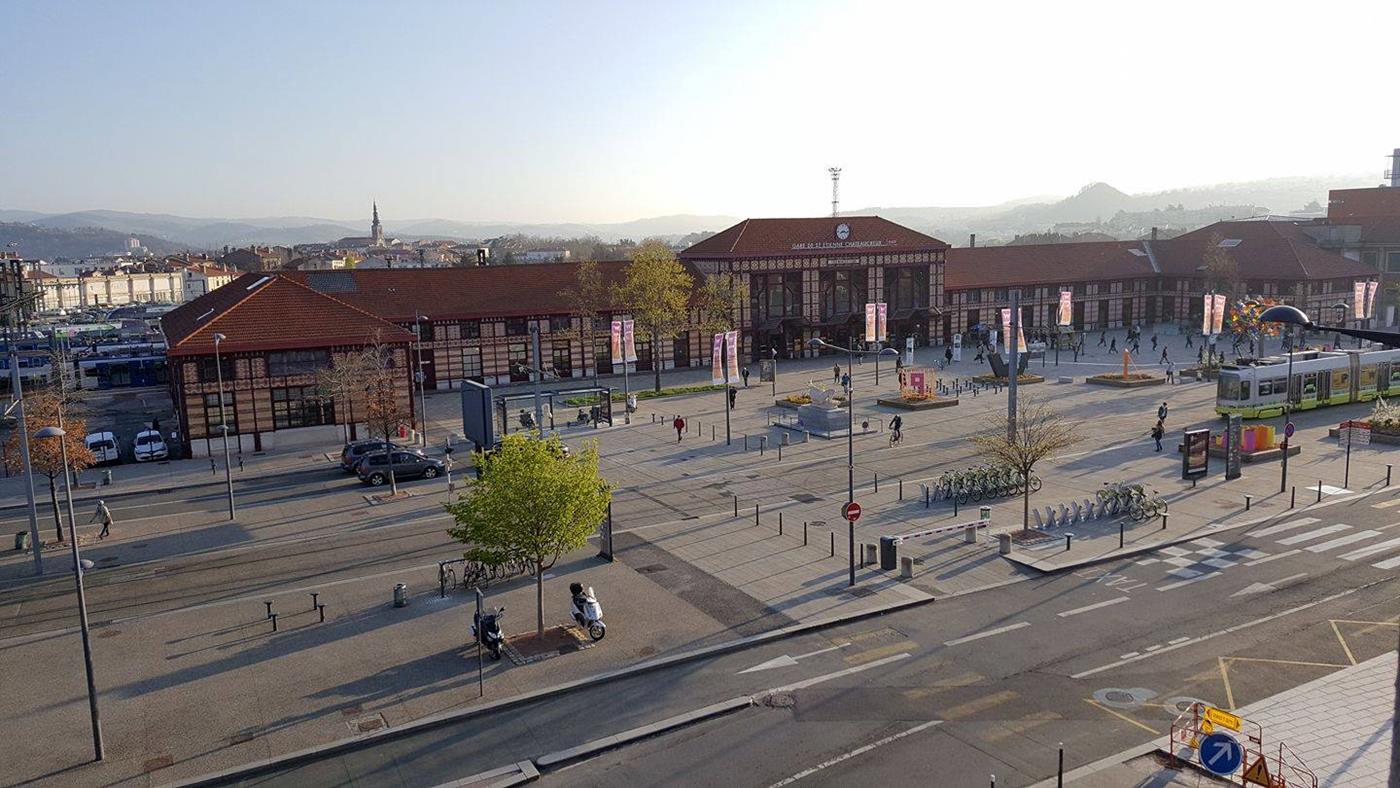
520,249,571,263
218,245,291,273
333,203,393,250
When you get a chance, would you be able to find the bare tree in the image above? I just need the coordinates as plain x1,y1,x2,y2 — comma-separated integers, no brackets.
695,273,747,337
1201,232,1242,296
559,259,607,383
317,349,370,443
3,385,96,541
971,396,1081,531
360,339,413,496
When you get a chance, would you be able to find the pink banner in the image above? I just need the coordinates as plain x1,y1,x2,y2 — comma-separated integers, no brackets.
1354,281,1367,320
908,371,926,394
610,320,623,364
725,330,740,383
1201,294,1213,335
711,332,725,385
622,319,637,363
1211,293,1227,336
1001,308,1012,354
877,302,888,342
1058,291,1072,326
1366,280,1379,319
864,303,877,343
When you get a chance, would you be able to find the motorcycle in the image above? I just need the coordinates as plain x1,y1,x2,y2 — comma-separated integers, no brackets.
473,605,505,660
569,583,606,641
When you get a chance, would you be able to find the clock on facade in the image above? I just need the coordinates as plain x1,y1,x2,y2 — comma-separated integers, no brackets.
835,223,850,241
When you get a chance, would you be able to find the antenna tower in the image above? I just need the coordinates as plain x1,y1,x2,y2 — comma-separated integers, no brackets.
828,167,841,217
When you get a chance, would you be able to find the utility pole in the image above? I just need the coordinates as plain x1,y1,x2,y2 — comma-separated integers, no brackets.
1008,289,1020,442
5,325,42,574
529,323,544,431
414,315,430,447
722,332,731,446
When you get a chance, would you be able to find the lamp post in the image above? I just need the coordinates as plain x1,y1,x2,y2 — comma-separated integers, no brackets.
414,314,429,447
212,332,234,520
808,338,898,587
34,425,104,761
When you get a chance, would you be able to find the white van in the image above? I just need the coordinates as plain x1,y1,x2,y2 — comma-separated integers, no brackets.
132,430,168,462
85,432,120,465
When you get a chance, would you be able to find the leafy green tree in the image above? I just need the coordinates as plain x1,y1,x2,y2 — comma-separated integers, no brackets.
446,433,611,635
559,259,608,382
696,273,747,336
613,242,694,392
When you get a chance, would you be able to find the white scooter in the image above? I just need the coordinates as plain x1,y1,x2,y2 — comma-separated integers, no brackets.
569,582,606,641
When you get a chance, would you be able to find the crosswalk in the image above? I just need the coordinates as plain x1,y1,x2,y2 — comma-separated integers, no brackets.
1244,516,1400,570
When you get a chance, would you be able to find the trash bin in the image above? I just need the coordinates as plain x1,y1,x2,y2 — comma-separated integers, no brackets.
14,531,29,551
393,583,408,608
879,536,898,571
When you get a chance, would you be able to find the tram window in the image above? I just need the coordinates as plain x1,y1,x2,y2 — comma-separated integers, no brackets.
1219,377,1242,401
1302,373,1318,398
1258,380,1272,397
1240,380,1250,400
1390,367,1400,387
1361,366,1378,389
1332,370,1349,390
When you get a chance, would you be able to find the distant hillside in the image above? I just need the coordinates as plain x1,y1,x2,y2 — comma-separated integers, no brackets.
0,222,184,259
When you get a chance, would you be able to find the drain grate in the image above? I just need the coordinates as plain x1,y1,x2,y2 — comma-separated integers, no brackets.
845,587,878,598
142,755,174,773
790,493,821,503
348,713,387,734
635,563,668,574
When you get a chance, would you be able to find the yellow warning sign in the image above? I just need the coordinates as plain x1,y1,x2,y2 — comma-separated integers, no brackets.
1199,719,1214,735
1242,755,1272,786
1204,705,1242,732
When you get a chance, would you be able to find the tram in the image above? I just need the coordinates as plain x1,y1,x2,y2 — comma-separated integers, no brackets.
1215,347,1400,419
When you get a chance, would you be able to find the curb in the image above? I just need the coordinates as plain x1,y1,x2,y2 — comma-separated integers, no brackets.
164,592,938,787
430,760,539,788
1024,740,1158,788
534,696,752,769
0,464,317,513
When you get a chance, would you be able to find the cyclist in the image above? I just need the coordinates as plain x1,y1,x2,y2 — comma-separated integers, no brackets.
888,414,904,447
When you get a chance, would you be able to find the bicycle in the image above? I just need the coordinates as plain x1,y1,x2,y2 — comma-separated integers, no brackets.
889,429,903,448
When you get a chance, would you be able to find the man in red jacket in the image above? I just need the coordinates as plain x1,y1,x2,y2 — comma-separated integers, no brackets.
673,416,685,443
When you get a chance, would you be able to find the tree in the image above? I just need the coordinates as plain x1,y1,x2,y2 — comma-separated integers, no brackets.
559,259,608,383
446,433,611,636
3,386,96,541
971,396,1081,531
1201,232,1242,296
695,273,748,336
316,349,371,443
360,340,413,496
613,242,695,392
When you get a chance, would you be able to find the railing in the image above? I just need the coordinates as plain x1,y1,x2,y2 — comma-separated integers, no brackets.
1276,740,1317,788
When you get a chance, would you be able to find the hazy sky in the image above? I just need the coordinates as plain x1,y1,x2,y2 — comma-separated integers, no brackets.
3,0,1396,223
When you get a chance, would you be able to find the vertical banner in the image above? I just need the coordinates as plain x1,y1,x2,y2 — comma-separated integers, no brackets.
1225,414,1243,480
864,303,877,343
952,333,962,362
1354,281,1367,319
622,319,637,363
1211,294,1227,336
877,302,888,342
1058,291,1073,327
1365,280,1379,319
710,332,725,385
1017,322,1027,354
904,336,914,367
610,320,623,364
1001,308,1012,354
725,330,740,383
1201,294,1213,336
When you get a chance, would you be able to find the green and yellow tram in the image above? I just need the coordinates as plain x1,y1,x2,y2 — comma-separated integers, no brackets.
1215,347,1400,419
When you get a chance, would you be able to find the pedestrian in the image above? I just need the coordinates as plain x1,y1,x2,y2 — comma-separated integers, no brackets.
833,362,841,384
1098,332,1107,348
728,386,737,409
840,372,851,390
1131,339,1141,354
944,346,953,367
1109,338,1117,353
1166,361,1175,383
1073,346,1080,362
1160,347,1169,365
90,499,113,539
1197,347,1205,364
672,416,685,443
1157,401,1169,423
741,366,750,388
1151,420,1165,452
1151,335,1158,351
1185,333,1194,349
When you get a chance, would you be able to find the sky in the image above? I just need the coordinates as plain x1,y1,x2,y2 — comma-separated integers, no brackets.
2,0,1397,223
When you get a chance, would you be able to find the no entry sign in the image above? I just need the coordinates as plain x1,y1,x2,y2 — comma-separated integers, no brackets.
843,502,863,522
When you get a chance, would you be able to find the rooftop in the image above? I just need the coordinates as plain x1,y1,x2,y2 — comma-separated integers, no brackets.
681,216,949,260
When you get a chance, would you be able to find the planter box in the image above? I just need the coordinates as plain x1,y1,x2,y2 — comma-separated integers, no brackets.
1176,443,1302,462
1085,374,1165,388
876,396,959,410
971,373,1045,385
1327,426,1400,445
775,397,847,410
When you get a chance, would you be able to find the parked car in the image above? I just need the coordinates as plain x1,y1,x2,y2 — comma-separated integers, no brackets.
355,450,445,486
132,430,168,462
84,431,120,465
340,440,409,473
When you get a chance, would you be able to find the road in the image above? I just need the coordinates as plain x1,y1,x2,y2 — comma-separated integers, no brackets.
210,488,1400,787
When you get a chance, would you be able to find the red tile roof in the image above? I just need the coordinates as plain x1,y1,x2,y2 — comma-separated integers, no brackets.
161,273,413,357
946,241,1155,289
1157,220,1375,280
681,217,949,260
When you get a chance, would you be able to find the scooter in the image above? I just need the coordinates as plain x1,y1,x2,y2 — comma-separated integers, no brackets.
473,605,505,660
569,583,605,641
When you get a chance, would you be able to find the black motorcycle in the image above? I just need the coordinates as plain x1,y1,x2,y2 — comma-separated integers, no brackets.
473,606,505,660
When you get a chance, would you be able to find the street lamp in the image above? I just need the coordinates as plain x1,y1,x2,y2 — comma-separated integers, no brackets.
414,314,430,447
34,425,104,761
807,337,899,588
212,332,235,520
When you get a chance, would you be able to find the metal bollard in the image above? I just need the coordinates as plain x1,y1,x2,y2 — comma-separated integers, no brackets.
264,601,273,619
779,512,783,535
754,503,759,525
734,495,739,517
899,479,903,500
712,425,716,441
1057,743,1064,788
830,531,835,557
953,495,959,517
760,436,766,456
1389,464,1393,487
874,472,879,493
803,521,808,546
1119,522,1124,548
1291,486,1296,508
1064,533,1073,551
1317,480,1323,503
924,484,930,508
778,443,782,461
309,592,319,610
1245,494,1252,511
1161,512,1168,530
743,434,748,452
270,613,278,632
317,604,325,623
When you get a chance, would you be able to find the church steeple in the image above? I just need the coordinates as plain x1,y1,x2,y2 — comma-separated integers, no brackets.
370,201,384,246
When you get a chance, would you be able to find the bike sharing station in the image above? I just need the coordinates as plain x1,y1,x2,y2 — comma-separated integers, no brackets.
1166,701,1317,786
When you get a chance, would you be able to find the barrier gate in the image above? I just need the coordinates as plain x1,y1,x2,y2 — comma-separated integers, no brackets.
1167,701,1316,787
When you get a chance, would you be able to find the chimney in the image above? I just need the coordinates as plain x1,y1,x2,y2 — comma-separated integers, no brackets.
1151,226,1158,241
477,248,488,267
1391,148,1400,188
969,233,976,248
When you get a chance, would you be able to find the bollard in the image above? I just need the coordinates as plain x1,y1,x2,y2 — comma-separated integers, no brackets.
1161,512,1168,531
1064,533,1073,551
754,503,759,525
760,436,766,456
1317,480,1323,503
264,601,273,619
734,495,739,517
830,531,835,557
900,556,914,579
317,604,325,623
393,583,408,608
270,613,278,632
874,472,879,493
899,479,903,500
924,484,930,508
1291,486,1296,508
1389,464,1393,487
1057,743,1064,788
1245,494,1252,511
953,495,959,517
743,434,748,452
309,592,319,610
652,413,656,423
1119,521,1124,548
803,521,808,546
779,512,783,536
712,425,716,441
778,443,782,461
964,525,977,543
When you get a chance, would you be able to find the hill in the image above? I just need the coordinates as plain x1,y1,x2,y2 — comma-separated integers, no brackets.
0,222,184,259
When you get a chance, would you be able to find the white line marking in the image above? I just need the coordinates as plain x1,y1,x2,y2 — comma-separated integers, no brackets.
1057,597,1130,618
1277,524,1351,545
1244,549,1299,566
1169,636,1190,645
1145,644,1161,652
1249,517,1319,537
765,719,943,787
1305,530,1380,553
1370,499,1400,509
943,622,1031,646
1119,652,1139,660
1372,555,1400,570
1156,571,1222,592
1070,587,1362,678
1339,537,1400,561
766,653,911,693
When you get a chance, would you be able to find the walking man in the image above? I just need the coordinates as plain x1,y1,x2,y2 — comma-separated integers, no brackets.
1098,332,1107,348
833,362,841,384
944,345,953,367
728,386,737,410
1151,334,1158,351
1151,420,1165,452
1185,333,1194,349
741,366,750,388
1166,360,1175,383
1160,346,1169,365
1109,337,1117,353
1157,401,1169,423
672,415,685,443
840,371,851,390
91,499,113,539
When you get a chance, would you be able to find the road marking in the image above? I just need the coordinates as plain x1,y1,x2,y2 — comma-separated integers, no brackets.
1070,586,1363,678
1168,636,1190,645
1119,652,1139,659
844,642,918,665
1230,573,1309,598
1155,571,1222,592
738,644,850,674
1248,517,1319,538
1083,698,1160,735
943,621,1030,646
942,690,1018,719
1244,549,1299,566
1371,554,1400,570
1372,499,1400,509
764,719,943,787
1338,537,1400,561
1276,523,1351,545
1057,597,1130,618
766,652,910,693
1331,620,1358,665
1305,530,1380,553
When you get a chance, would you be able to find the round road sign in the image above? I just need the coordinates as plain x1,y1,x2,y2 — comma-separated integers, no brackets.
1199,731,1243,776
842,502,862,522
1284,422,1295,438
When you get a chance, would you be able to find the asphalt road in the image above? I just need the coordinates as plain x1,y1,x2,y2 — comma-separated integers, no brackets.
206,490,1400,787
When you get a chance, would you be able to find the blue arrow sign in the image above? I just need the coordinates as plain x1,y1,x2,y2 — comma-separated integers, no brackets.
1199,731,1243,776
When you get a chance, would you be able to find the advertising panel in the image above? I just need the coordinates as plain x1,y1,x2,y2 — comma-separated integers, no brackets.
1183,428,1210,480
